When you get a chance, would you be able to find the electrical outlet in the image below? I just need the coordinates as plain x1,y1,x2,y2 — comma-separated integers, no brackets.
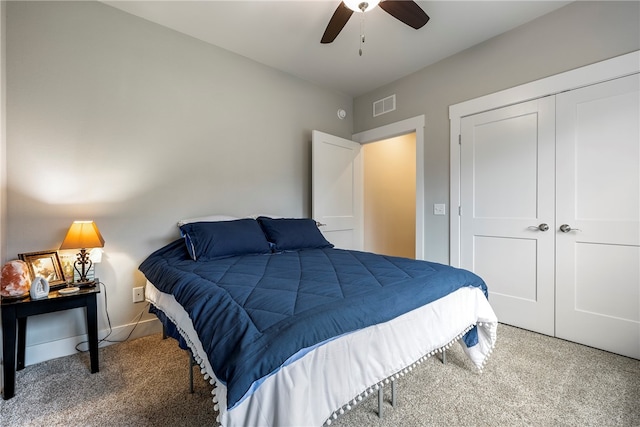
133,287,144,303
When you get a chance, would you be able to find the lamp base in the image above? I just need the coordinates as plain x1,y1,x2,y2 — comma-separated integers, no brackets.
70,279,97,288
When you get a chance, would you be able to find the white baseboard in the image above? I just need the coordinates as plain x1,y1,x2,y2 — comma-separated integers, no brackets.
23,317,162,367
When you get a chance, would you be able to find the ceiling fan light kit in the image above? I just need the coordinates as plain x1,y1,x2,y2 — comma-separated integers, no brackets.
344,0,380,13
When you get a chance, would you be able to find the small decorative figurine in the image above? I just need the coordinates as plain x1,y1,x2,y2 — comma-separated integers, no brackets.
30,276,50,299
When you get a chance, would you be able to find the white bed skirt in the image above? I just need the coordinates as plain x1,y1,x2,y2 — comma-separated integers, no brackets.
145,281,497,427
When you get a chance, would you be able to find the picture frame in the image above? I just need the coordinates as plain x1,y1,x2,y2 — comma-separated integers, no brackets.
18,250,67,290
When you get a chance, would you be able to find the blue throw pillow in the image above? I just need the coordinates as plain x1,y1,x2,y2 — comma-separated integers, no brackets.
257,217,333,251
179,218,271,261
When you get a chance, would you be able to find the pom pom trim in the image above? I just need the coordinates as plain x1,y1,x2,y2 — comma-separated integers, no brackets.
322,322,496,426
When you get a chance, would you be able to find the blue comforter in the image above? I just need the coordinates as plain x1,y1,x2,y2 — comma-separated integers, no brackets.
139,239,488,408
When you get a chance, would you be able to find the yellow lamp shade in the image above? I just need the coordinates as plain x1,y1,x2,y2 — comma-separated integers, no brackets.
60,221,105,250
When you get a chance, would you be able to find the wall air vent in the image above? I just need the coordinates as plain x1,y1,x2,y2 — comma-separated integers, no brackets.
373,94,396,117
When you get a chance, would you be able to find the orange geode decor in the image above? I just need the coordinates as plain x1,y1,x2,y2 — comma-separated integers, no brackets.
1,260,32,299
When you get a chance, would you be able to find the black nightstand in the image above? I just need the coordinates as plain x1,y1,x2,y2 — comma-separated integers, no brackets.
1,285,101,400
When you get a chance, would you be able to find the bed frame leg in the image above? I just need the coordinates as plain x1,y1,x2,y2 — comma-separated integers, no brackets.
391,380,396,407
377,379,397,417
442,349,447,364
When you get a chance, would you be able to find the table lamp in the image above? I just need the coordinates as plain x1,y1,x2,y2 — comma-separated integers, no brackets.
59,221,105,287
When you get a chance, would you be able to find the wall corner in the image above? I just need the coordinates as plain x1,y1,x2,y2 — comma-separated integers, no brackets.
0,0,7,265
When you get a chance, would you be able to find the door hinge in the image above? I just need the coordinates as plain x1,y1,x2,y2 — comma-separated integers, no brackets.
458,206,461,216
458,134,461,145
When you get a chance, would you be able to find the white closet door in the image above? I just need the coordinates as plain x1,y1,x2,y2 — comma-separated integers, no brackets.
556,74,640,359
460,97,556,335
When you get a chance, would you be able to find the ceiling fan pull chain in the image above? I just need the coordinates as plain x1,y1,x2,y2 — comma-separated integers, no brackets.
359,12,365,56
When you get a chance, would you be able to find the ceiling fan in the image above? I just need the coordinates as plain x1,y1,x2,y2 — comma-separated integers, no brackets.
321,0,430,44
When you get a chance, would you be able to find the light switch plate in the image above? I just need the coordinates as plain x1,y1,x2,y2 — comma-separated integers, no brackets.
434,203,446,215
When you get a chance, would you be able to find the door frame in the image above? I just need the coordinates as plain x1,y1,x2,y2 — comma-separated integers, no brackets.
352,115,425,260
449,50,640,267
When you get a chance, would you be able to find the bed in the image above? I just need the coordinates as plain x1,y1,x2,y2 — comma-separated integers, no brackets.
139,216,498,426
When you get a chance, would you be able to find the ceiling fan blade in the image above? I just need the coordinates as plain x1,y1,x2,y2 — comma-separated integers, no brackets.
321,2,354,44
379,0,430,30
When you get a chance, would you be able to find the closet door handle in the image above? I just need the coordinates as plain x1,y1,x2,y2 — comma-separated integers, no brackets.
529,223,549,232
559,224,581,233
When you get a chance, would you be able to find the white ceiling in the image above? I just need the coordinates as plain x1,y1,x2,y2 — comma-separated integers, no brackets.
103,1,571,97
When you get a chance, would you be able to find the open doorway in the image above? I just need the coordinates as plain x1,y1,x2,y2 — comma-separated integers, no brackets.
353,115,425,260
312,117,424,258
363,133,416,258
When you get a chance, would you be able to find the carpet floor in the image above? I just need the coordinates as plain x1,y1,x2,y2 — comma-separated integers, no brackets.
1,324,638,426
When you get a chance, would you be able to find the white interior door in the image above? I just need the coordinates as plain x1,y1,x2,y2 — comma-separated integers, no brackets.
460,97,556,336
311,130,363,251
555,74,640,359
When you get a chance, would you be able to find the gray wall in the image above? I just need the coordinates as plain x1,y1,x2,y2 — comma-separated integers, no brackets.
353,1,640,264
1,1,6,269
4,1,351,356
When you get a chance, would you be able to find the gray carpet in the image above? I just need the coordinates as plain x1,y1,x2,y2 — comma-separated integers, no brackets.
1,324,638,426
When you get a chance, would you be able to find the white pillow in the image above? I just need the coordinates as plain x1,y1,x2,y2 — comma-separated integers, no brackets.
177,214,239,227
